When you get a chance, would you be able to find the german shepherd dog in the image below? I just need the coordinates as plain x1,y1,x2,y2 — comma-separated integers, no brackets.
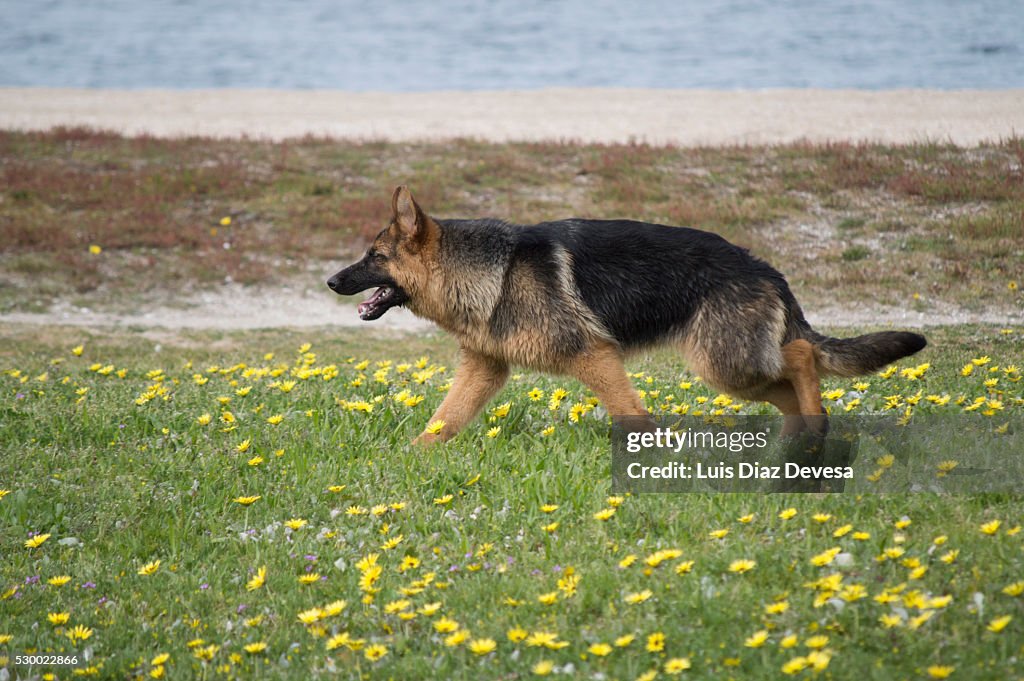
327,187,926,445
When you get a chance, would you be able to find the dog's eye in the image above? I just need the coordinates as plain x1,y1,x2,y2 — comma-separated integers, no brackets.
369,250,386,262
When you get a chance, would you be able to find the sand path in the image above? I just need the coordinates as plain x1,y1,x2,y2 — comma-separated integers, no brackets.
1,283,1018,333
3,87,1023,146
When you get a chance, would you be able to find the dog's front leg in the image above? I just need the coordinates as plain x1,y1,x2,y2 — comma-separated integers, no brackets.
413,349,509,445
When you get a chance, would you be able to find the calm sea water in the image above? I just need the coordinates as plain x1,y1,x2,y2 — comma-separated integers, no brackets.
3,0,1022,90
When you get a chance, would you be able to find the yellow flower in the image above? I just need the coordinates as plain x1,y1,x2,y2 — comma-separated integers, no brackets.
926,666,955,679
879,614,902,628
364,644,387,661
765,601,789,615
197,413,212,425
980,519,1001,535
532,660,554,676
434,494,454,505
615,634,635,647
587,642,612,657
47,612,70,625
780,634,798,648
326,632,351,650
525,631,558,647
728,559,756,574
812,513,832,523
625,589,653,604
810,547,841,567
469,638,497,655
298,573,320,585
434,617,459,633
1002,581,1024,596
138,559,161,576
47,575,71,587
709,528,729,539
593,508,616,521
66,624,93,641
384,599,411,614
987,615,1012,633
804,635,829,649
675,560,695,575
425,419,446,435
665,657,691,674
781,656,808,675
246,566,266,591
646,631,665,652
297,608,324,624
744,630,769,648
284,518,308,530
88,244,102,255
266,414,283,425
243,642,267,654
247,455,263,466
25,533,51,549
507,627,528,643
151,653,170,666
220,216,232,226
444,630,469,647
234,495,261,505
486,426,501,438
537,591,559,605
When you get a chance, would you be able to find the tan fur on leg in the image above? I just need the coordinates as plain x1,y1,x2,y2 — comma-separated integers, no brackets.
780,339,826,434
760,380,807,437
414,349,509,445
567,342,649,420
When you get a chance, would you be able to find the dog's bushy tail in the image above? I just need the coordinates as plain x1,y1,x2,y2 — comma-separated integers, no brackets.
808,330,927,377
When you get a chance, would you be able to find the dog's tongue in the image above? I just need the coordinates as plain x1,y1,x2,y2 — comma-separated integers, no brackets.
358,287,388,316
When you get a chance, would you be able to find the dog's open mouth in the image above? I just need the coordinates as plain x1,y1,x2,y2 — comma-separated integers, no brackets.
358,286,396,320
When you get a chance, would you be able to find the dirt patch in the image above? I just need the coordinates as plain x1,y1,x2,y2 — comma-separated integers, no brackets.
0,282,1017,333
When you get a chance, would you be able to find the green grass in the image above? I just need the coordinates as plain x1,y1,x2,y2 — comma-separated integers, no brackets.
1,324,1023,679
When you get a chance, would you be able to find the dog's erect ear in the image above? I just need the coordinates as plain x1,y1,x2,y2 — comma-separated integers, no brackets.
392,185,424,239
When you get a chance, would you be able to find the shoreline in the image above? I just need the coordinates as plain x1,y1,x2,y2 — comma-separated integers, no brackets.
2,87,1023,146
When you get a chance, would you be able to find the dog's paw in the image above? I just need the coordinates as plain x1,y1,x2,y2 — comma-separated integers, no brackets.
805,415,830,438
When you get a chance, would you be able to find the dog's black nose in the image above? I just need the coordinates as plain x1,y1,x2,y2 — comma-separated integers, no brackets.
327,277,339,291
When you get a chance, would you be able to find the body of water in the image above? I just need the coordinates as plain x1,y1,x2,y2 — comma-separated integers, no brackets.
2,0,1022,90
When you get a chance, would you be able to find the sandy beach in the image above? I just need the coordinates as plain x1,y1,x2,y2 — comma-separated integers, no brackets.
2,87,1023,146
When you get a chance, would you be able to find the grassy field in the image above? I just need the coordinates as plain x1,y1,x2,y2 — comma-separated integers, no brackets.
1,322,1023,680
1,130,1022,314
1,130,1022,678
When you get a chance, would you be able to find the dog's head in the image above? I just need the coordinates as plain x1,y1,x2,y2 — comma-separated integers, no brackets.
327,186,437,321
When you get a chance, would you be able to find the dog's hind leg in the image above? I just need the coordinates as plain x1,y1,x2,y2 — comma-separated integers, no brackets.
567,342,652,424
414,349,509,445
780,339,827,435
760,380,807,437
